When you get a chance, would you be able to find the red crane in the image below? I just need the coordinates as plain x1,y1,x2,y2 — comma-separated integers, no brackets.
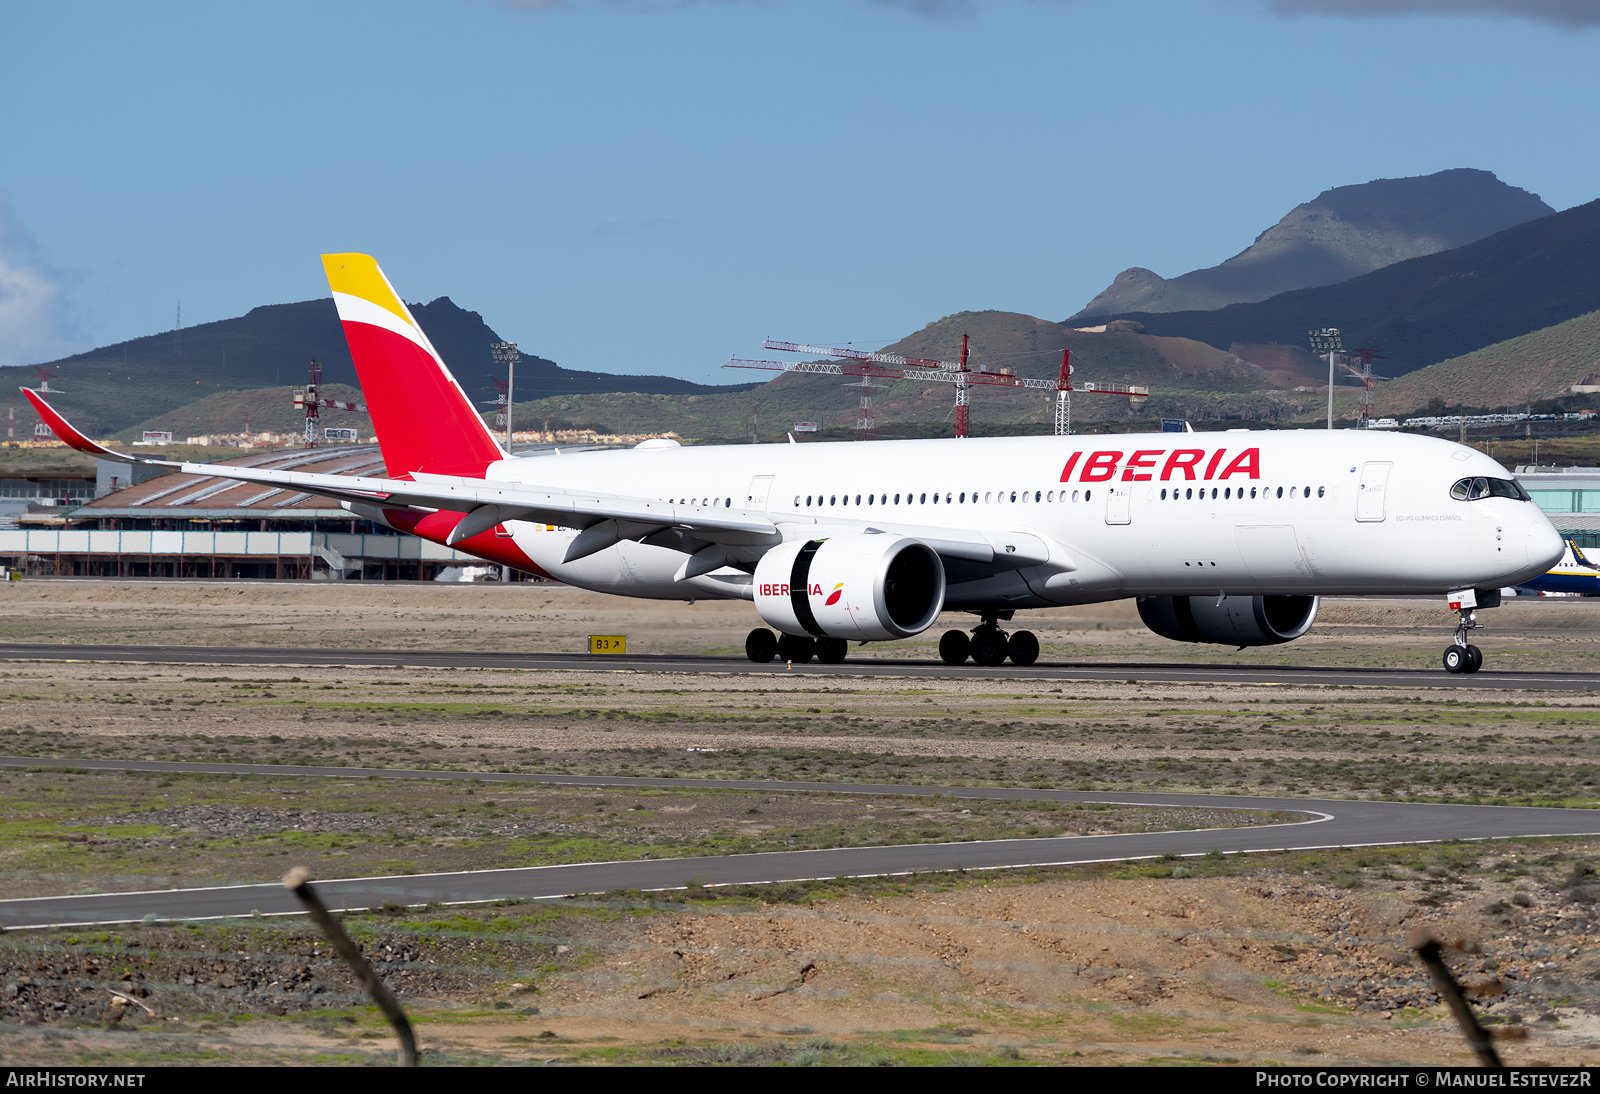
27,364,62,393
292,359,367,447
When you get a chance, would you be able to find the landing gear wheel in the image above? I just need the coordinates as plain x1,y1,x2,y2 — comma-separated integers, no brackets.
745,628,777,664
971,628,1009,667
1443,646,1466,674
816,637,849,664
939,629,971,666
1463,644,1483,674
1007,630,1040,667
777,634,815,664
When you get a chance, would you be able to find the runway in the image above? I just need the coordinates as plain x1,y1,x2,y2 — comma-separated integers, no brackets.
4,756,1599,930
1,641,1597,690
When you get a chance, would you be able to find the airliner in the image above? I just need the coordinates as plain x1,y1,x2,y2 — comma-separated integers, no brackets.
26,254,1565,676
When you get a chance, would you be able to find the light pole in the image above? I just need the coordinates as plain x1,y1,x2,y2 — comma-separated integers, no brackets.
490,342,518,449
1309,328,1343,430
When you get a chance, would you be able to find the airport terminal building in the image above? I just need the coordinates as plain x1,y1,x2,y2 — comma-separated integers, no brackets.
0,446,495,581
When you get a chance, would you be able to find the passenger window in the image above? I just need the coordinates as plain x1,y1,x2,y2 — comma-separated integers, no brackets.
1160,489,1167,500
960,492,966,503
985,492,992,503
855,494,861,505
1085,490,1092,501
1317,486,1325,498
894,493,901,504
1010,491,1017,503
1276,486,1283,498
1251,487,1257,499
1071,490,1079,502
1185,488,1192,500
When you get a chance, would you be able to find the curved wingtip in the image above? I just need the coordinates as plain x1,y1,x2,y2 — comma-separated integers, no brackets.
20,387,138,464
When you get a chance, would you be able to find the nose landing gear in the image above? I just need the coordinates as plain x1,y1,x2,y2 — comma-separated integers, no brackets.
1443,603,1485,675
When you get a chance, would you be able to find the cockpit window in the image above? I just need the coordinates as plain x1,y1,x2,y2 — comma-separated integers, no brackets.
1450,477,1530,502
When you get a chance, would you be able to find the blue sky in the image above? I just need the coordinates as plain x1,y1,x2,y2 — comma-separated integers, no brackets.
1,0,1596,380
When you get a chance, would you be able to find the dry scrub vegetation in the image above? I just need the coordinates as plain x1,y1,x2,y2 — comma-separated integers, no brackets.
2,582,1600,1065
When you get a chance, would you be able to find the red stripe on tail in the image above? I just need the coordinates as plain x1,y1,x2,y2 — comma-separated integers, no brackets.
339,322,504,479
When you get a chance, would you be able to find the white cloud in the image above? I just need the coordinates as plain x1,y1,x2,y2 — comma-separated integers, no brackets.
0,194,82,369
1266,0,1600,29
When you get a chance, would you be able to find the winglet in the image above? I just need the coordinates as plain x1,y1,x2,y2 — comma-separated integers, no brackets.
21,388,176,467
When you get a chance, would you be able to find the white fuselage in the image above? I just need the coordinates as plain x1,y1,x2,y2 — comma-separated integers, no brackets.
473,428,1563,610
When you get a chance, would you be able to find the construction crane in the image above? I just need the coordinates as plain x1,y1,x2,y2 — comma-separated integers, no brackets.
727,339,1149,437
760,339,955,441
1344,348,1386,428
292,359,368,447
27,365,62,394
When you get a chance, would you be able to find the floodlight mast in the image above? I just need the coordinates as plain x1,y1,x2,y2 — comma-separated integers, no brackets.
490,342,518,449
1308,328,1343,430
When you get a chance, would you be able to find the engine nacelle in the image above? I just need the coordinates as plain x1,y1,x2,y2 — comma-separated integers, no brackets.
753,535,945,641
1137,594,1319,647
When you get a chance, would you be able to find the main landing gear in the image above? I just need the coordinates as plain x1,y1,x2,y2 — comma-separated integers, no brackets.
745,628,848,665
939,614,1039,667
1443,605,1485,675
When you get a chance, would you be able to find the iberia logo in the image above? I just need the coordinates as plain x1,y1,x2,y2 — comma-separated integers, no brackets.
824,583,844,607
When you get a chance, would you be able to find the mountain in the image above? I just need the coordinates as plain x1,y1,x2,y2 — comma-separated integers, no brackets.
1071,169,1553,318
1372,308,1600,416
1071,197,1600,379
1,297,757,438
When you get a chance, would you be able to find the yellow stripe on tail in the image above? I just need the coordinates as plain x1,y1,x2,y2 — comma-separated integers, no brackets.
321,253,415,329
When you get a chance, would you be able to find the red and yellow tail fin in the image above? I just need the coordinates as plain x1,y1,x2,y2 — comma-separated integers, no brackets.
322,253,505,478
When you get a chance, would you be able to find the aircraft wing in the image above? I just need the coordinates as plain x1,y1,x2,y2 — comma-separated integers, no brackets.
24,387,781,552
26,386,1053,571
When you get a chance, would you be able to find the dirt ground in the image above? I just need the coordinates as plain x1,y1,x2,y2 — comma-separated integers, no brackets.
1,578,1598,671
5,849,1600,1066
2,580,1600,1065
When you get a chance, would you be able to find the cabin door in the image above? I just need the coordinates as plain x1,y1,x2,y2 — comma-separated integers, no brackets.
1105,484,1132,525
746,475,774,511
1356,462,1391,522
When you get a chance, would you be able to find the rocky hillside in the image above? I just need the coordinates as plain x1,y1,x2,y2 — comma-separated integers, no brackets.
1079,197,1600,379
1072,169,1552,317
1373,309,1600,415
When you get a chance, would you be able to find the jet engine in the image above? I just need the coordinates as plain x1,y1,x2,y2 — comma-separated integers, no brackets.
753,535,945,642
1137,594,1319,647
